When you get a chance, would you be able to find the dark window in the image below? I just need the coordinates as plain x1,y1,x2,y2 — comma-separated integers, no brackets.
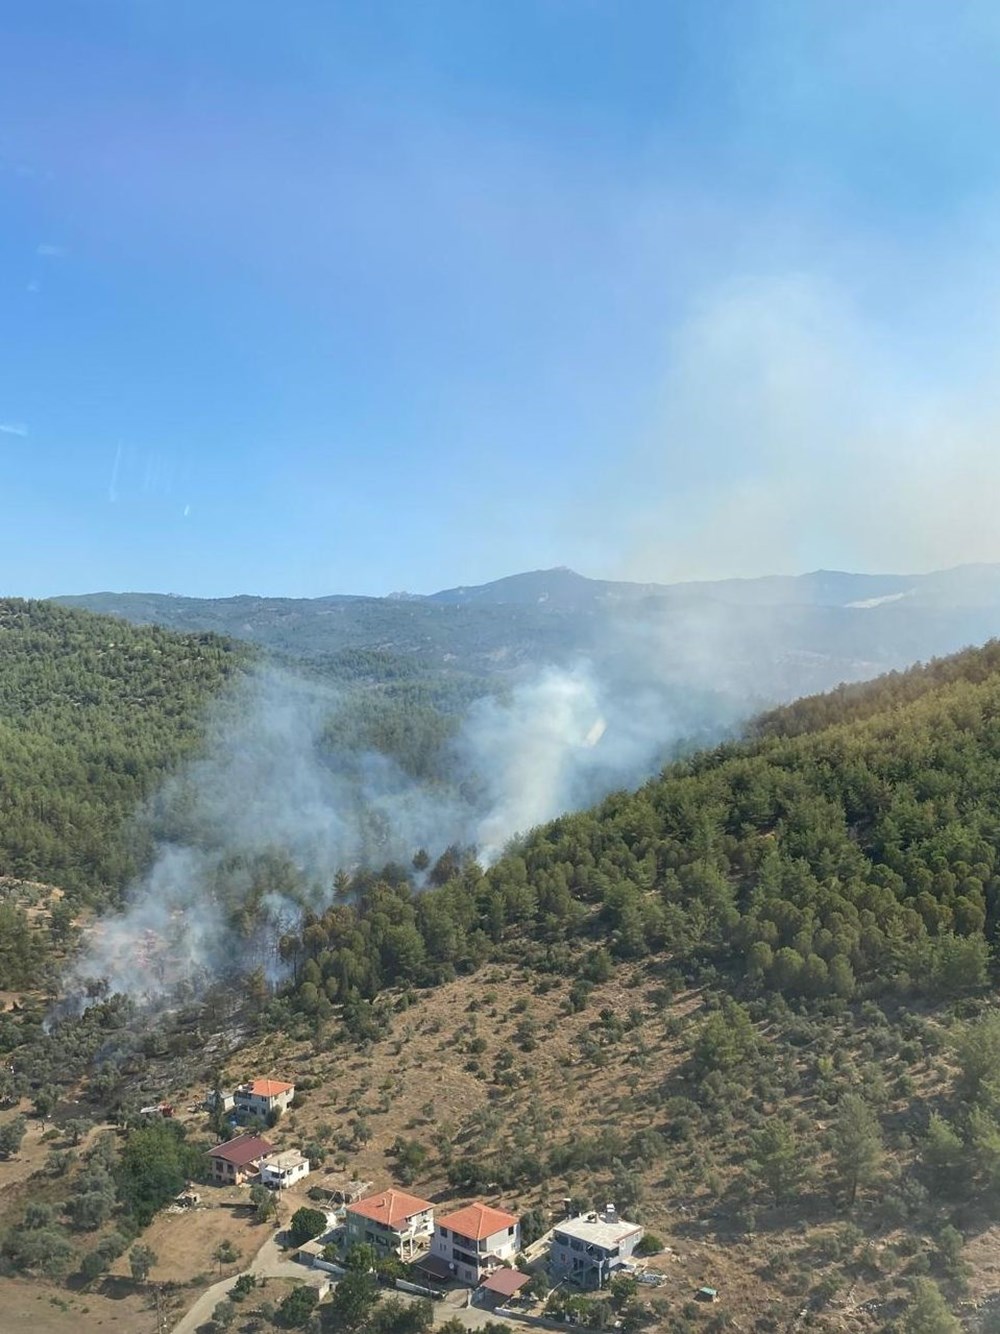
440,1228,448,1238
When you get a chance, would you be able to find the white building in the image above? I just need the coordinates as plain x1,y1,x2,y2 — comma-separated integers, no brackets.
549,1206,643,1288
204,1090,235,1114
431,1202,520,1286
346,1189,435,1259
259,1149,310,1189
233,1078,295,1120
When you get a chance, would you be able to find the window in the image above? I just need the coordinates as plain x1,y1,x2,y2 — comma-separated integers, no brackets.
440,1228,448,1238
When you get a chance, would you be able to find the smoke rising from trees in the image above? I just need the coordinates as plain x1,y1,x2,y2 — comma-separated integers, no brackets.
66,660,704,1004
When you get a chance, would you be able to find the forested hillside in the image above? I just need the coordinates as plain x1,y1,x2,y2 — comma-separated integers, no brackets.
0,600,249,902
278,636,1000,1011
236,637,1000,1331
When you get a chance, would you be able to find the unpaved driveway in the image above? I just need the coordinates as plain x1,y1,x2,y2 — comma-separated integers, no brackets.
170,1230,326,1333
170,1231,517,1334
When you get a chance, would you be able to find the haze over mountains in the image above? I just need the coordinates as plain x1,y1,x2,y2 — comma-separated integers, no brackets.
55,563,1000,708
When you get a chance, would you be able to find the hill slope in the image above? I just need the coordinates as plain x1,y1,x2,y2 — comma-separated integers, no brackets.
256,637,1000,1328
6,639,1000,1331
0,600,249,903
274,637,1000,1012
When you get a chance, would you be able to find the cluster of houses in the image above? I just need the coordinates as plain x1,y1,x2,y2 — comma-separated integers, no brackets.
206,1130,311,1189
340,1188,644,1294
206,1078,310,1190
203,1076,645,1293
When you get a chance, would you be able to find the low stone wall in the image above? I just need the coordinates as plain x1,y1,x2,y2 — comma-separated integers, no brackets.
396,1278,444,1301
311,1257,347,1276
495,1309,566,1329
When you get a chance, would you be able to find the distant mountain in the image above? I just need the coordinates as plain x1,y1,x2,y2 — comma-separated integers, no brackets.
53,563,1000,710
427,566,668,609
427,563,1000,611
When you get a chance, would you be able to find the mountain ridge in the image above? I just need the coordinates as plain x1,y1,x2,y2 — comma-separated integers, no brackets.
52,563,1000,707
57,560,1000,615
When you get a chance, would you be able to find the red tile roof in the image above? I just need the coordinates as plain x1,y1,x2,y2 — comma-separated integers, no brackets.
243,1079,294,1097
481,1269,531,1297
208,1133,275,1167
437,1202,518,1241
348,1189,433,1229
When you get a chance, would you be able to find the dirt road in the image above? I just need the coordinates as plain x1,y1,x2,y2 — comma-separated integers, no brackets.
170,1231,327,1334
170,1230,517,1334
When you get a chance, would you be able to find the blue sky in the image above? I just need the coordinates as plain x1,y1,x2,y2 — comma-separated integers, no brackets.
4,1,1000,596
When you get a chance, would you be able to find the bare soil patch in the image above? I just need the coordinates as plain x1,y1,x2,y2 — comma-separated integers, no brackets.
108,1191,268,1285
0,1275,150,1334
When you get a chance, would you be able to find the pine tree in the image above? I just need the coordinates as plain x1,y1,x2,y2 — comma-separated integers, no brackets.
829,1095,882,1206
903,1279,960,1334
747,1119,804,1205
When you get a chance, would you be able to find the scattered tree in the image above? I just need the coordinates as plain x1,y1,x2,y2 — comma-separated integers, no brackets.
0,1115,26,1159
213,1239,241,1274
129,1242,157,1284
276,1284,320,1328
829,1095,883,1206
903,1278,960,1334
747,1119,805,1206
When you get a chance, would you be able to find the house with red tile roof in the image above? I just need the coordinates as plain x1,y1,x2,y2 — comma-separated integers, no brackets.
234,1078,295,1121
207,1132,276,1185
345,1188,435,1259
431,1202,520,1285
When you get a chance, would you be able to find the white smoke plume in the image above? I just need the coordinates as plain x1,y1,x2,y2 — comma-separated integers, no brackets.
65,658,711,1007
68,546,997,1011
462,664,662,864
68,554,988,1012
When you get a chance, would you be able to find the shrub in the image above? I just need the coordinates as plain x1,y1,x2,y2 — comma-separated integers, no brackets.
288,1206,328,1247
276,1285,319,1329
230,1272,256,1301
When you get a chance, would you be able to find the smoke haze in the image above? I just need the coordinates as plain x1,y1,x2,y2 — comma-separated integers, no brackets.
66,547,1000,1011
67,659,712,1005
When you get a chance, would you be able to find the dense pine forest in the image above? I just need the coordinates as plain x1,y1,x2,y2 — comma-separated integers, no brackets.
0,599,249,900
279,638,1000,1013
